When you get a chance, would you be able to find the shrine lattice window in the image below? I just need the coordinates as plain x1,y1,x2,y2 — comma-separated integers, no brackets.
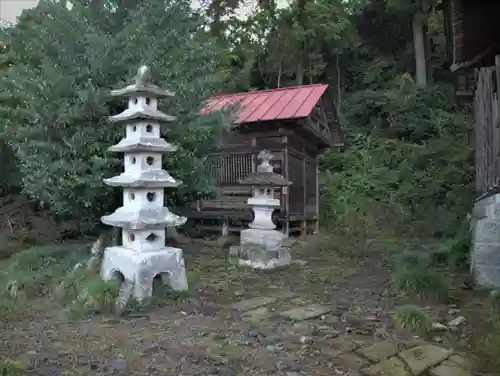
205,154,254,185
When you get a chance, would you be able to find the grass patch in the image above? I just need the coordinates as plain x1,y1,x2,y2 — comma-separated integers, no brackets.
393,250,448,302
0,242,189,319
0,296,25,322
429,231,471,272
0,359,24,376
471,290,500,374
393,304,432,336
0,244,89,298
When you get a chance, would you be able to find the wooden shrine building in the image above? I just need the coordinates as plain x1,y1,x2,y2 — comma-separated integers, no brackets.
443,0,500,199
444,0,500,100
182,84,343,236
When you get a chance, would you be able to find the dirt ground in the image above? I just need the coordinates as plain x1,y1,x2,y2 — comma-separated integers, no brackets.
0,236,488,375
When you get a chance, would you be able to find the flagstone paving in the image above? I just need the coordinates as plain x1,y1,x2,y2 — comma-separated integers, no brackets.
222,294,476,376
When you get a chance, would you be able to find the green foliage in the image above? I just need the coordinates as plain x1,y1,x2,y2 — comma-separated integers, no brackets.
319,84,473,237
63,276,121,319
393,250,448,302
0,296,21,322
0,360,23,376
430,226,471,272
394,304,432,336
0,139,20,196
0,0,229,220
1,244,89,298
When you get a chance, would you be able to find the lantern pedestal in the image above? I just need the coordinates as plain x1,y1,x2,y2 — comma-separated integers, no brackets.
237,228,291,269
101,246,188,301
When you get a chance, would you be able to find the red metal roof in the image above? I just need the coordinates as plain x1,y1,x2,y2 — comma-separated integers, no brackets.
200,84,328,124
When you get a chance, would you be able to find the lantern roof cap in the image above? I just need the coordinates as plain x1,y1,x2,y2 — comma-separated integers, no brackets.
238,150,291,186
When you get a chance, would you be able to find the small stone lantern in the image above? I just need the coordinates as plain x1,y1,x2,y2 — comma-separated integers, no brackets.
231,150,292,269
100,66,188,303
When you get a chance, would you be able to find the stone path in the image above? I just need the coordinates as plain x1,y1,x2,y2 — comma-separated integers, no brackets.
223,294,476,376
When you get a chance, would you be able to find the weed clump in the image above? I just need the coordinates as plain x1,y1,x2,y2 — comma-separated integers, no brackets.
0,359,23,376
0,296,21,322
393,250,448,302
58,269,123,319
394,304,431,336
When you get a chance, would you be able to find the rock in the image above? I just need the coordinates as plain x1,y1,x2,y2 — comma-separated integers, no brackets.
230,297,276,312
322,336,356,356
398,344,451,375
242,307,270,322
447,316,467,327
247,330,259,338
432,323,448,331
105,357,126,371
448,308,460,315
271,290,297,299
266,344,283,353
361,357,411,376
292,259,308,266
276,359,294,371
260,334,281,345
218,364,238,376
280,304,331,321
139,340,159,354
212,333,227,340
355,341,399,362
335,352,369,370
429,360,473,376
299,336,313,345
447,354,473,370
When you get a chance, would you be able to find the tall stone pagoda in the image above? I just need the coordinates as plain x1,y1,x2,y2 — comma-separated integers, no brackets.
100,66,188,302
230,150,293,269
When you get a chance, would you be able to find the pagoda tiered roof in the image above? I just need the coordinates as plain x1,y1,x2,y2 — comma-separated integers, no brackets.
109,107,175,123
102,207,187,230
104,170,182,188
111,85,174,98
108,137,178,153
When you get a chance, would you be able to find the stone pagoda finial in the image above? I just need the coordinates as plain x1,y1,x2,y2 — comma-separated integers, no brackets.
100,65,188,305
135,65,152,87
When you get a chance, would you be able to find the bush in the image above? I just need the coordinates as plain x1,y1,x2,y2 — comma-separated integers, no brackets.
394,304,432,336
393,250,448,302
0,360,23,376
0,138,20,196
319,83,473,238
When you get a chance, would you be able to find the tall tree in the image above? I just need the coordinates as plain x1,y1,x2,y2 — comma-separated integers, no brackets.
0,0,231,220
388,0,439,86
